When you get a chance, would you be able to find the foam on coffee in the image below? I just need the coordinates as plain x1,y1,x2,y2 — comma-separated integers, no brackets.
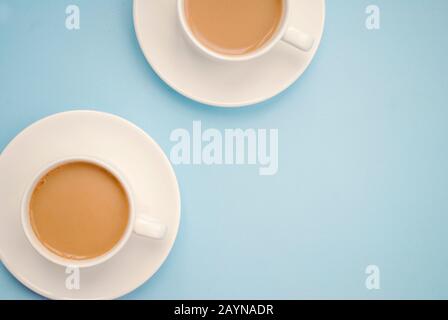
185,0,284,56
29,161,129,260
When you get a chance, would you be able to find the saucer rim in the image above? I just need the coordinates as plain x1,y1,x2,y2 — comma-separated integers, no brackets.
133,0,326,108
0,110,181,300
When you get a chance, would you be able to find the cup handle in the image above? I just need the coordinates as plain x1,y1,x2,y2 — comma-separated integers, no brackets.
134,215,167,240
281,27,314,52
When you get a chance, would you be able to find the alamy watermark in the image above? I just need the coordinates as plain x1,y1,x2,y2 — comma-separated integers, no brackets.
365,265,381,290
65,5,80,30
365,5,380,30
170,121,278,176
65,266,80,290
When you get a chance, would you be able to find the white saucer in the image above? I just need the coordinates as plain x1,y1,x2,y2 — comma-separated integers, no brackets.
133,0,325,107
0,111,181,299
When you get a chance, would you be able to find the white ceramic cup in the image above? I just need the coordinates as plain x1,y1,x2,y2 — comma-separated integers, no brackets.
21,156,167,268
177,0,315,62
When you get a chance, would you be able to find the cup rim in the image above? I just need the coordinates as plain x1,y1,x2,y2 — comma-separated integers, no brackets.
21,156,135,269
177,0,290,62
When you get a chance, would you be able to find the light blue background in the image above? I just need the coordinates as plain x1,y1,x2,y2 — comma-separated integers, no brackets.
1,0,448,299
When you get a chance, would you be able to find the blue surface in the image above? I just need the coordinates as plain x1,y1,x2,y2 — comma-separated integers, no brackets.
1,0,448,299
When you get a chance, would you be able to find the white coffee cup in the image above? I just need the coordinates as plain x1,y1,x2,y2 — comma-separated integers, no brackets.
21,156,167,268
177,0,315,62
